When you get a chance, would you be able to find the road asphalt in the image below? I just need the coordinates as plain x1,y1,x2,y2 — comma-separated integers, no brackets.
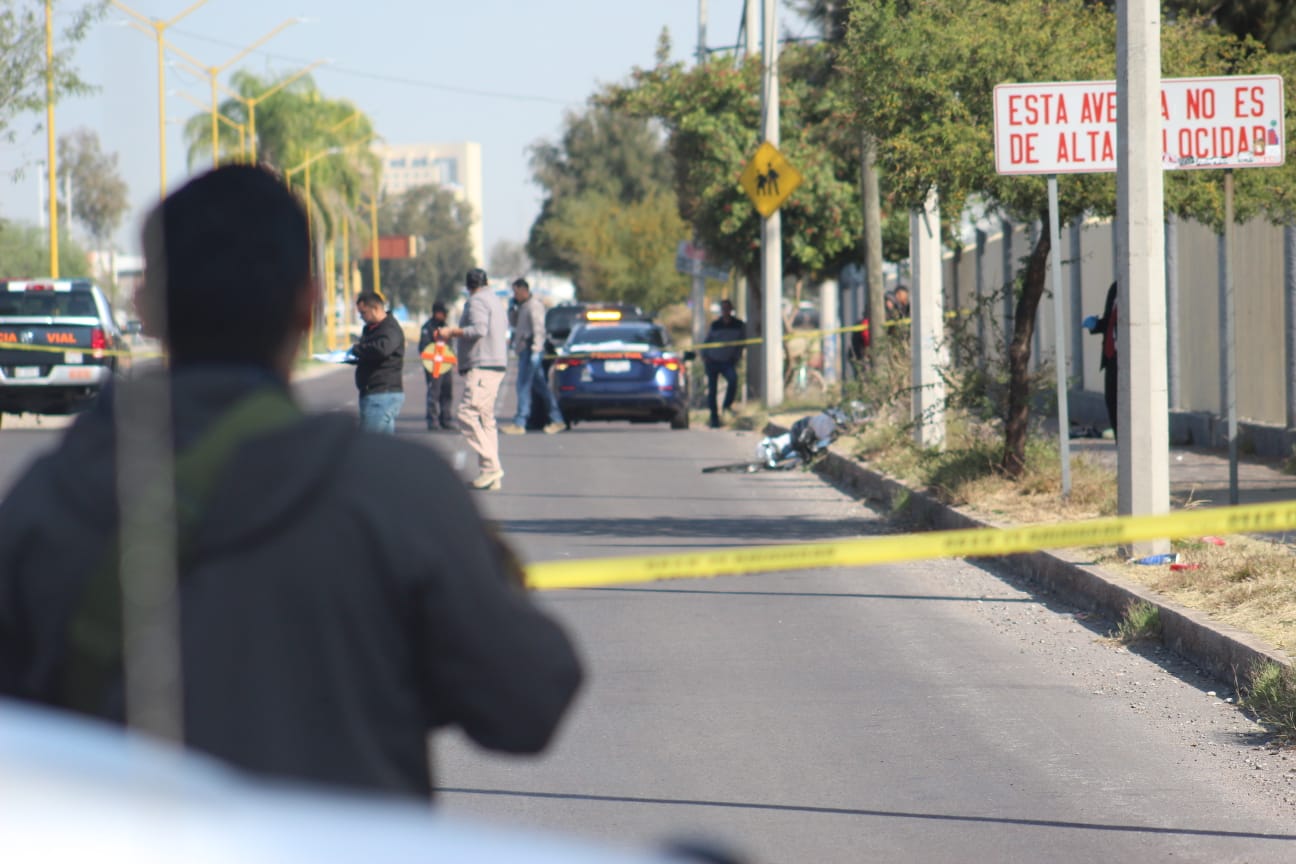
1,360,1294,862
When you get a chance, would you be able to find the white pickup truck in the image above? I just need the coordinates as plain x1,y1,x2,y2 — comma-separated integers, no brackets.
0,279,129,419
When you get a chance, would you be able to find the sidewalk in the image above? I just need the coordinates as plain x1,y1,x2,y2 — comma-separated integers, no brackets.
1070,438,1296,545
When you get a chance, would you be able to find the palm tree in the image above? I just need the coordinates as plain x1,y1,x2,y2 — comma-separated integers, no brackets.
183,77,381,342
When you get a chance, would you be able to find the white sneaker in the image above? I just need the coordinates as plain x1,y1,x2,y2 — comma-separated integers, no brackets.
543,422,565,435
470,470,504,490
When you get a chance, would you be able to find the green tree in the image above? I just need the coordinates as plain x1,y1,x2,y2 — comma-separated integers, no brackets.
1093,1,1296,53
793,0,911,355
0,1,101,152
541,189,690,311
56,127,127,248
0,220,90,277
488,239,530,281
364,184,475,313
182,74,380,241
527,103,677,279
845,0,1296,476
603,42,862,285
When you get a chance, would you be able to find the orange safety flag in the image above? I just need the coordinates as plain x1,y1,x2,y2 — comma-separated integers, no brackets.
421,342,457,378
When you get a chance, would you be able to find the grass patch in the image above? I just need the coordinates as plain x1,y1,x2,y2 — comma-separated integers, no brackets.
1243,662,1296,742
1113,600,1162,643
850,414,1115,525
1108,535,1296,654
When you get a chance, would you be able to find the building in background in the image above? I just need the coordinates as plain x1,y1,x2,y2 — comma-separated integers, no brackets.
374,142,483,266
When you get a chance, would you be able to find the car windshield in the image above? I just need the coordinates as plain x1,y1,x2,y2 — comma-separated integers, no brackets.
545,306,585,337
566,323,665,351
0,292,97,318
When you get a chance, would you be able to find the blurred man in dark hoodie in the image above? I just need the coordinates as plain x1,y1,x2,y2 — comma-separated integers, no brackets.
0,164,581,799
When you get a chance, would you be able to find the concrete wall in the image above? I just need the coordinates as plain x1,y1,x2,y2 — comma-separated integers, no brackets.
938,214,1292,451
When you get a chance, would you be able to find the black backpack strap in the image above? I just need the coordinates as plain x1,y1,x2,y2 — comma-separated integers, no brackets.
59,386,302,718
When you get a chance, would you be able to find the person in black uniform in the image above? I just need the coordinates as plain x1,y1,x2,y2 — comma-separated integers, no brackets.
418,302,455,430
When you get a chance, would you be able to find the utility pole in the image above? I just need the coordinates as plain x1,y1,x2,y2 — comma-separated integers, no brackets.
44,0,59,277
1116,0,1170,555
691,1,708,351
736,0,759,385
761,0,784,408
911,190,946,448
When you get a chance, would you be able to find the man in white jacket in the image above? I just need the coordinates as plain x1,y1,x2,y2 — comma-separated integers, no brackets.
434,268,509,490
503,278,564,436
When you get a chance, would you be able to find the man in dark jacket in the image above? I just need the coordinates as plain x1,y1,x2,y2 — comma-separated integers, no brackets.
352,291,405,434
701,299,745,428
418,302,455,431
0,164,582,799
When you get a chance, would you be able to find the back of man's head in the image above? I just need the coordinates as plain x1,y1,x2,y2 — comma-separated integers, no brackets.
141,165,309,368
466,268,489,291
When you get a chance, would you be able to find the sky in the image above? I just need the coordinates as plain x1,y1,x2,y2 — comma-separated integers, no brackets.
0,0,794,261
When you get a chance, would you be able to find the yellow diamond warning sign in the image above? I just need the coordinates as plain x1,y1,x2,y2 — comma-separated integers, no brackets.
740,141,803,218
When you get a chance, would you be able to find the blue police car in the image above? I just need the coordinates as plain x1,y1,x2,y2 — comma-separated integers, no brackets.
551,312,694,430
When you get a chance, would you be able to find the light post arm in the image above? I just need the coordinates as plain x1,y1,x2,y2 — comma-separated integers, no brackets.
112,0,212,196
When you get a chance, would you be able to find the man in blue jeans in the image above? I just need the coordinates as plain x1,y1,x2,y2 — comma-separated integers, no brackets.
352,291,405,434
502,278,563,435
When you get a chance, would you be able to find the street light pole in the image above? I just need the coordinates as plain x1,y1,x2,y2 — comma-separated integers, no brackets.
690,0,708,357
760,0,783,407
341,216,351,336
112,0,211,197
45,0,58,277
370,191,381,301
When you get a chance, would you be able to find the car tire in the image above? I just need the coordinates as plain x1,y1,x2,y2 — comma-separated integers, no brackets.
669,407,690,430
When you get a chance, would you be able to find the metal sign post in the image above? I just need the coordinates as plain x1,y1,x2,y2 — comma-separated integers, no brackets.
1047,175,1072,497
1222,169,1239,504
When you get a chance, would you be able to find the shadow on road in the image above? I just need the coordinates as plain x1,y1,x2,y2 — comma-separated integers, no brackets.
437,787,1296,842
585,586,1041,603
500,515,882,542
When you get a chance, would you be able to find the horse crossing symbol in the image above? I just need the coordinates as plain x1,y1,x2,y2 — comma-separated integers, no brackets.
740,141,803,218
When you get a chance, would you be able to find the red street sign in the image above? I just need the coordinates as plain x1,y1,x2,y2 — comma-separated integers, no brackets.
993,75,1285,175
368,235,419,260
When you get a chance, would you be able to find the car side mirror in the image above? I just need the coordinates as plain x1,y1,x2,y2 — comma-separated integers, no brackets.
683,350,697,362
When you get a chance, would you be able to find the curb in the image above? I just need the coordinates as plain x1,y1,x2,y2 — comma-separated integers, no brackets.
291,362,351,384
770,423,1293,683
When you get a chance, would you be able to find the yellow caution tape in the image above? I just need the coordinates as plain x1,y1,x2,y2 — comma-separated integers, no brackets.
684,309,976,353
525,501,1296,591
0,341,138,359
